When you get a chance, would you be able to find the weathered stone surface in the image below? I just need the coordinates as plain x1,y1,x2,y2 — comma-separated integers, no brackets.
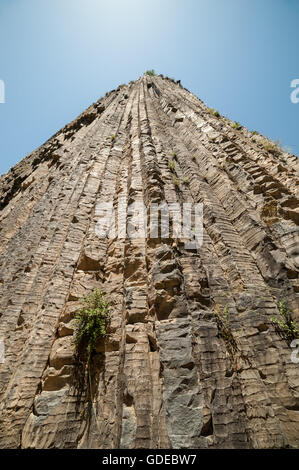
0,75,298,448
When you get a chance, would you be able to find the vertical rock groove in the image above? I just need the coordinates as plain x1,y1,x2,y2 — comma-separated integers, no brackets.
0,75,298,449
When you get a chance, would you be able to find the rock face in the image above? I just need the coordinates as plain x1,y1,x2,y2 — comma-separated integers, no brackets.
0,75,298,449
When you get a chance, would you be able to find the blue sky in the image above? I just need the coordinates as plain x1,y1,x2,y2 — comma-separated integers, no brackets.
0,0,298,176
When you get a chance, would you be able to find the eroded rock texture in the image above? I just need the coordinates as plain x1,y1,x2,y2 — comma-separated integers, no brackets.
0,75,298,449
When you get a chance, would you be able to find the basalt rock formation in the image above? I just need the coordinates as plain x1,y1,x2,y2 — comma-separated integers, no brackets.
0,75,298,449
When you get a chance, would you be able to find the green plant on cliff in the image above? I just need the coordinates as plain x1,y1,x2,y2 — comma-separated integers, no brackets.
111,134,116,141
73,288,110,413
271,300,299,344
74,288,110,363
145,69,156,76
173,175,180,188
168,159,176,172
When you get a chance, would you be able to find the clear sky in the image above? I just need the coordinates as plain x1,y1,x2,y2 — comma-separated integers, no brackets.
0,0,298,176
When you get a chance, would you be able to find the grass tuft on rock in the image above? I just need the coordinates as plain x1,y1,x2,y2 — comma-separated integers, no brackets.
168,159,176,172
231,121,241,130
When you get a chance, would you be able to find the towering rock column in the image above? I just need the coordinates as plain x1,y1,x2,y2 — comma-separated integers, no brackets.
0,75,298,449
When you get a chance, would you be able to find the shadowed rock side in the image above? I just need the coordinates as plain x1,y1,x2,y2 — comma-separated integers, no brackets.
0,75,298,449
